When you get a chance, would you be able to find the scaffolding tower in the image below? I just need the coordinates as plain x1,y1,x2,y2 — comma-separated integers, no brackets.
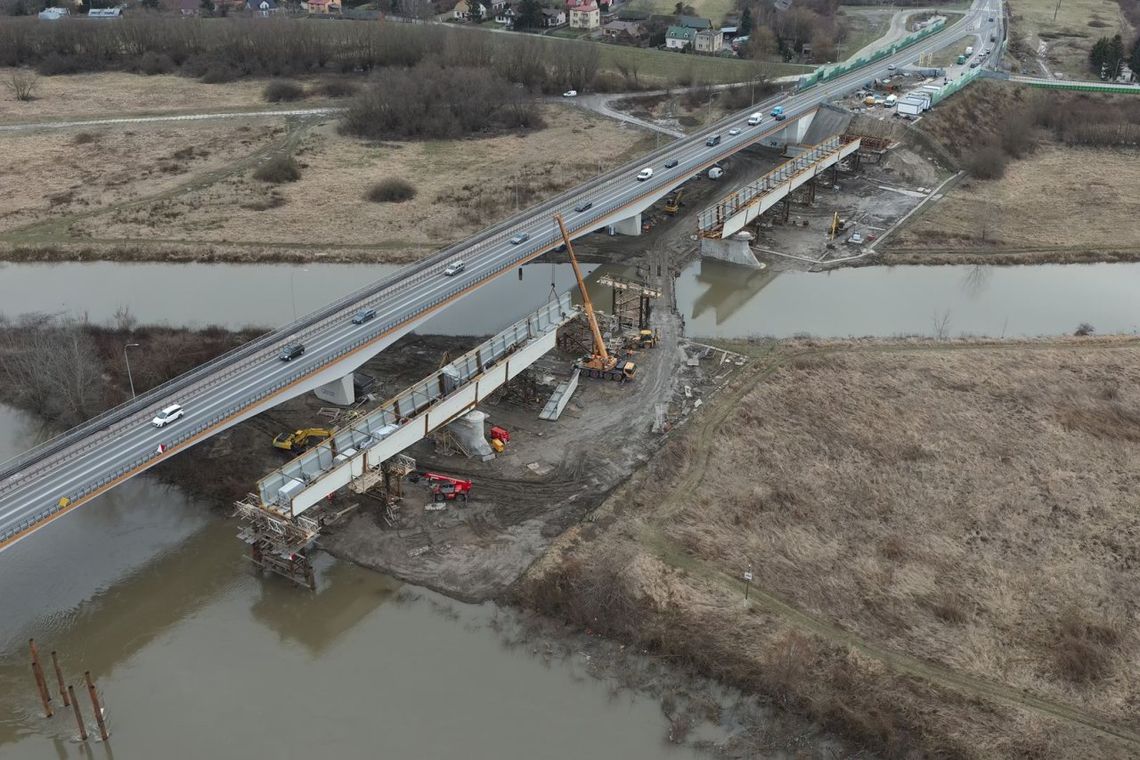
235,497,321,590
597,274,662,330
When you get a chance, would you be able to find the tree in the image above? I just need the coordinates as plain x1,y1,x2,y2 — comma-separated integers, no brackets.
140,0,159,8
740,5,752,35
515,0,542,28
1089,34,1124,79
199,0,214,14
1131,37,1140,81
465,0,482,19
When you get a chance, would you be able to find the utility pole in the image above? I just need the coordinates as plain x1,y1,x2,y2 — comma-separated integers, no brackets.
1052,0,1061,22
123,343,140,399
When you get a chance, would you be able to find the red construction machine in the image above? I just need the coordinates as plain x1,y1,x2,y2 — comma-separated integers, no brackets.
412,471,473,503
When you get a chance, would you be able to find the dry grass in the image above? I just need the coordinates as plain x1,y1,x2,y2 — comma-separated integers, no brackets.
893,145,1140,250
520,338,1140,758
0,123,278,234
1008,0,1135,76
70,106,649,256
0,70,272,122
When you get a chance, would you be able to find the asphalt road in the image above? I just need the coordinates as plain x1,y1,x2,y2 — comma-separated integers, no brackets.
0,0,994,550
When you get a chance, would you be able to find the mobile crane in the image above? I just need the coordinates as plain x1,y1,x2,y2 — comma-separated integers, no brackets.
554,214,636,382
410,471,473,503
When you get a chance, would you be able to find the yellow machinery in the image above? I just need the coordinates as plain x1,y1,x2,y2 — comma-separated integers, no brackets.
272,428,333,453
637,329,658,348
554,214,636,382
663,189,684,216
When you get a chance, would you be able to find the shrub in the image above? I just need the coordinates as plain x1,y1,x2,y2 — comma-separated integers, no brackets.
73,132,100,145
139,51,175,76
5,68,38,101
200,63,240,84
365,178,417,203
1053,608,1120,683
36,52,80,76
319,80,359,98
963,144,1006,180
253,155,301,183
263,80,305,103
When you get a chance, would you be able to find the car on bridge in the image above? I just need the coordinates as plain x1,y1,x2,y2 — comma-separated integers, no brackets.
636,167,653,181
705,134,722,146
352,307,377,325
664,159,679,169
728,127,741,136
279,343,306,362
152,404,184,428
574,201,593,213
444,260,466,275
509,233,530,245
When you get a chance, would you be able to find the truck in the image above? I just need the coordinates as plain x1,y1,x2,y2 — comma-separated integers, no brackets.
956,54,967,65
965,45,974,55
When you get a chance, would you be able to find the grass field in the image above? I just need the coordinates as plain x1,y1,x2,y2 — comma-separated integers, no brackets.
837,7,893,61
622,0,734,26
2,104,650,262
521,337,1140,758
1008,0,1135,77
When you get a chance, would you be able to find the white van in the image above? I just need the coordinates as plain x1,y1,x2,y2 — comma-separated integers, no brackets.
748,112,763,125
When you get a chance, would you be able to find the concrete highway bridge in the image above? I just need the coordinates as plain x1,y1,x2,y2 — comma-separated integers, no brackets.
0,0,997,552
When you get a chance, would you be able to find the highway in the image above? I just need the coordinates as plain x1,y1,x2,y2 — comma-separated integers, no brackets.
0,0,995,550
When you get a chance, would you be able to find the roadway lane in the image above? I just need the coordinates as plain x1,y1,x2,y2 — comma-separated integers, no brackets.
0,0,993,549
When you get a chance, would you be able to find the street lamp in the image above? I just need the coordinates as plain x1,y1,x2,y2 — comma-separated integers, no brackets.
123,343,140,399
289,267,309,322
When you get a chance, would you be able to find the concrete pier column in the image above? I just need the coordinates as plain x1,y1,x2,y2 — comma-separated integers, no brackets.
314,374,355,406
610,213,642,236
699,233,764,268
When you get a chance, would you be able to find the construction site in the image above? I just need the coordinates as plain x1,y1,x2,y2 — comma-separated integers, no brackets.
227,214,746,599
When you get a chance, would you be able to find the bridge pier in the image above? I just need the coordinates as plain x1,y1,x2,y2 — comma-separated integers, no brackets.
609,213,642,236
700,232,763,268
314,374,355,406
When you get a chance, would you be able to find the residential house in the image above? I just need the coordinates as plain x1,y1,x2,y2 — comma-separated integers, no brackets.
568,1,599,29
493,5,517,24
665,24,695,49
540,7,565,26
37,6,68,18
676,14,710,30
86,6,122,17
178,0,198,14
719,25,738,41
306,0,341,14
693,27,722,54
453,3,486,19
245,0,277,14
602,19,644,41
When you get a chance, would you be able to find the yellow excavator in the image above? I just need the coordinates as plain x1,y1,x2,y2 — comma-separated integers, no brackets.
272,428,333,453
554,214,636,382
663,189,683,216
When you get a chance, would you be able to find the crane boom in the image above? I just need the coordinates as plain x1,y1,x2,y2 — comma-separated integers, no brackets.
554,214,609,365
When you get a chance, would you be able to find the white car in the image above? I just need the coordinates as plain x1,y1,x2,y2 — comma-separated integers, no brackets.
636,167,653,181
152,404,184,428
563,90,578,97
444,260,465,276
887,63,896,70
728,127,742,136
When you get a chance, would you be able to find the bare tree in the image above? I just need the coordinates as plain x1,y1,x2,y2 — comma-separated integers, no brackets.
5,69,38,102
931,309,952,341
0,318,105,426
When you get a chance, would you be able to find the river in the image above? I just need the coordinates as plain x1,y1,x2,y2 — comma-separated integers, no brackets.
0,404,707,759
2,258,1139,338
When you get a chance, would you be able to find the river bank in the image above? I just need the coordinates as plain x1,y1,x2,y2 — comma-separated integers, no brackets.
516,334,1140,759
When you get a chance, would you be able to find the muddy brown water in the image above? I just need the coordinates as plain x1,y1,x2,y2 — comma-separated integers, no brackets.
0,404,707,759
2,258,1139,338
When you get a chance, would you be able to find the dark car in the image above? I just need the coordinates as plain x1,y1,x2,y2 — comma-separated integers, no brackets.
352,308,377,325
574,201,593,213
279,343,305,361
705,134,722,147
664,159,679,168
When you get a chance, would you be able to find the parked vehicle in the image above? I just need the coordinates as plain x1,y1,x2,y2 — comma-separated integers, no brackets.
664,158,679,168
965,45,974,55
152,403,184,428
705,134,721,146
563,89,577,97
509,233,529,245
728,127,741,136
747,112,763,125
279,343,305,361
352,307,377,325
636,167,654,181
708,166,724,180
848,232,864,245
574,200,593,213
956,54,967,65
444,260,465,275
